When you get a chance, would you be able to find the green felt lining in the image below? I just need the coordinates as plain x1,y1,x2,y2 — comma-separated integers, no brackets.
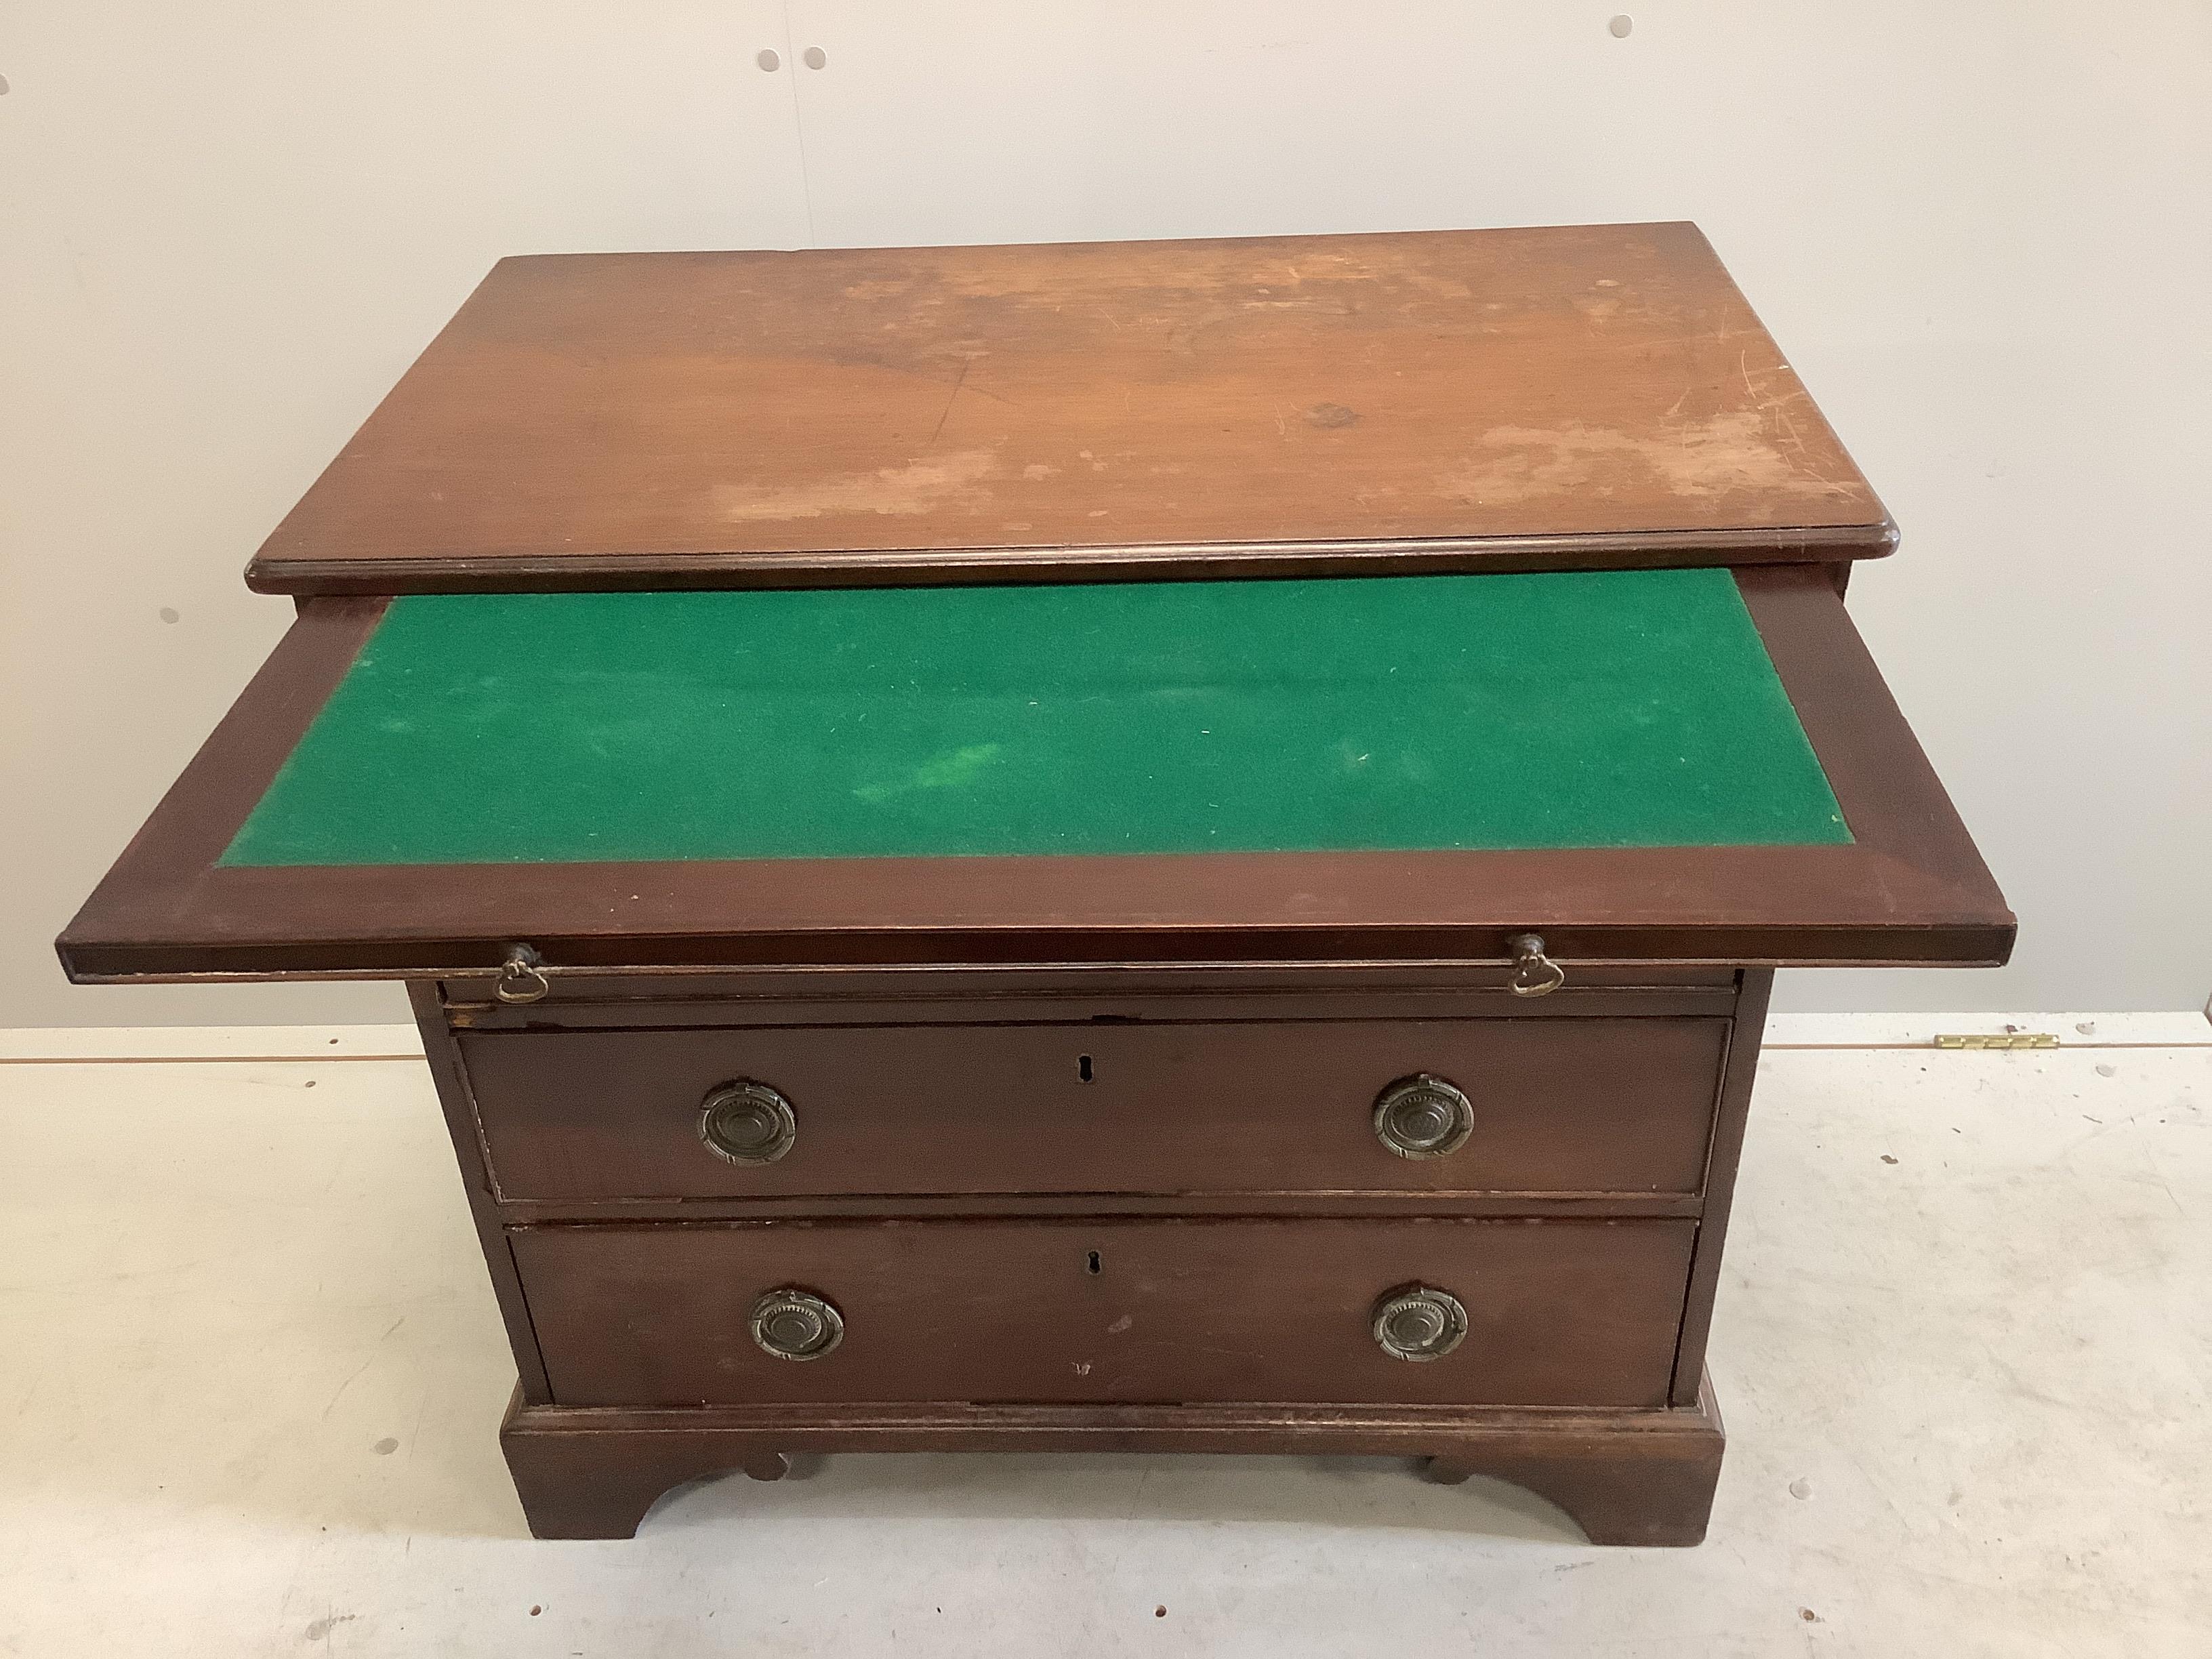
220,569,1850,867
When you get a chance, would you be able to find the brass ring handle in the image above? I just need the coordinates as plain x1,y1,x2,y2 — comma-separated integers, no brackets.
1371,1284,1469,1361
1507,933,1566,998
699,1080,798,1165
493,944,550,1004
1373,1074,1474,1160
750,1288,843,1361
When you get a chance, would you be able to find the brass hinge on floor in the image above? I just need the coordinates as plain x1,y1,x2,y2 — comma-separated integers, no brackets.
1933,1032,2059,1050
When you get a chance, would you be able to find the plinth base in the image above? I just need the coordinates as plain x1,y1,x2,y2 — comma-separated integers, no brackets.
501,1374,1725,1547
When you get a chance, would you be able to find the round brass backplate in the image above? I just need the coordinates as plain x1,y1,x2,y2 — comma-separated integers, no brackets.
1371,1284,1469,1361
699,1080,797,1165
749,1287,844,1361
1372,1074,1474,1160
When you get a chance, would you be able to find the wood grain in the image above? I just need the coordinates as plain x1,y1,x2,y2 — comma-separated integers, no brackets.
508,1216,1694,1409
460,1017,1727,1202
497,1376,1727,1544
1670,968,1774,1405
407,980,554,1402
247,224,1889,593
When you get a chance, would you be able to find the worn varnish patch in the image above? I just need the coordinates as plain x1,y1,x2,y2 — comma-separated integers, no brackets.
249,224,1890,588
1439,411,1859,508
714,449,1001,523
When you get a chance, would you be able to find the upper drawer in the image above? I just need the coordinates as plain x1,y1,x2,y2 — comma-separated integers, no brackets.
460,1017,1727,1202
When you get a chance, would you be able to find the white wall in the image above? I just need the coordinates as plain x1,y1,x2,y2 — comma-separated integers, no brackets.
4,2,2207,1025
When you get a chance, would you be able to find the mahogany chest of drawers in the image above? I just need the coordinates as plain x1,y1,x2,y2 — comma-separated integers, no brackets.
60,224,2011,1544
430,967,1747,1540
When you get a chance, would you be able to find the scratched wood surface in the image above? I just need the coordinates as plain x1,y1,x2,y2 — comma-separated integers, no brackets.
247,223,1889,593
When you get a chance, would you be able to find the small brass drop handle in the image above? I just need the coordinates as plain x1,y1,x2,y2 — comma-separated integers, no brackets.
1372,1284,1469,1361
1507,933,1566,997
1373,1074,1474,1160
699,1080,797,1164
493,943,550,1004
750,1288,844,1361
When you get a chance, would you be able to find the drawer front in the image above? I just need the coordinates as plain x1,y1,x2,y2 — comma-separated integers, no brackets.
464,1018,1725,1201
512,1218,1695,1408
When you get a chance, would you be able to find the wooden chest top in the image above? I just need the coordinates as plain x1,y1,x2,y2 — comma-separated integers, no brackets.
247,223,1889,594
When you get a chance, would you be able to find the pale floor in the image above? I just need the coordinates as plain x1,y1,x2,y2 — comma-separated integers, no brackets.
0,1016,2205,1658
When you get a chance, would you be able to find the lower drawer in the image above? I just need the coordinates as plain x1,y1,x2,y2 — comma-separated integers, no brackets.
512,1218,1695,1409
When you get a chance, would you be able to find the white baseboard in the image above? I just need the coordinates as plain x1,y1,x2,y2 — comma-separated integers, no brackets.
1763,1010,2210,1048
1,1011,2206,1063
0,1024,424,1062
